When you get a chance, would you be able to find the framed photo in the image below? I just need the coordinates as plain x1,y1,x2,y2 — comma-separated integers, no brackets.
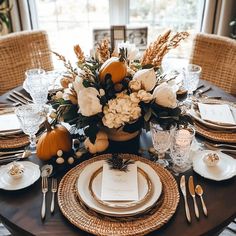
92,26,148,51
110,25,126,51
126,27,148,50
93,28,110,47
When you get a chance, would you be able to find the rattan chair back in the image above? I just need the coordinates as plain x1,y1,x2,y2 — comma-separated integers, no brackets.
190,33,236,95
0,30,53,95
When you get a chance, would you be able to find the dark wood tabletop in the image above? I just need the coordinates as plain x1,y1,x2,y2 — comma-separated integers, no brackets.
0,80,235,236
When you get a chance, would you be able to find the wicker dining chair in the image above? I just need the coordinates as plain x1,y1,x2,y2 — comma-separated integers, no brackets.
190,33,236,95
0,30,53,95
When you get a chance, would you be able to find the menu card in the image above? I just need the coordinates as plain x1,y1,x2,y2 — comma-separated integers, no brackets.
0,113,21,131
198,103,236,125
101,163,139,201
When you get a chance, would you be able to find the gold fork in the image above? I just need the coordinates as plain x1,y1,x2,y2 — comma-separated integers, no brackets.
50,178,57,214
41,176,48,220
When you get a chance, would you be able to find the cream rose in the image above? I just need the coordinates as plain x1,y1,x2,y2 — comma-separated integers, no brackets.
153,83,177,108
73,70,95,93
73,76,84,93
132,68,156,91
137,90,153,103
129,79,142,91
77,87,102,116
130,92,140,103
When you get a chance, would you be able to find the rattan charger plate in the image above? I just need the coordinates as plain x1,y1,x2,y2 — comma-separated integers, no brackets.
0,134,29,149
58,154,179,236
195,122,236,143
193,98,236,143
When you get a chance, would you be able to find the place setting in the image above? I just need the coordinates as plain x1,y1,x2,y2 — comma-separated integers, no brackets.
57,153,179,235
0,68,60,151
189,97,236,143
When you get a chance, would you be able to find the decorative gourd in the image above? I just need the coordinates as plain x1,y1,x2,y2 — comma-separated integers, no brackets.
99,57,127,83
84,131,109,154
36,120,72,161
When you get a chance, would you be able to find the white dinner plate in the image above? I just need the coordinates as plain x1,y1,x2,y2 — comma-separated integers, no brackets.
76,160,162,217
89,167,153,209
0,113,21,132
189,108,236,130
193,150,236,181
0,161,40,190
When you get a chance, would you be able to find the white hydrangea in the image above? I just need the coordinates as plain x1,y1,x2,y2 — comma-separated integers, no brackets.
102,93,141,129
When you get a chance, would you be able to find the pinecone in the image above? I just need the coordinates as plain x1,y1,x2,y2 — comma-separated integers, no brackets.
106,154,135,172
107,154,123,170
112,156,123,169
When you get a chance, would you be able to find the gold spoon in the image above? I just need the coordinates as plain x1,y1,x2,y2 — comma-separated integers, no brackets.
195,185,208,216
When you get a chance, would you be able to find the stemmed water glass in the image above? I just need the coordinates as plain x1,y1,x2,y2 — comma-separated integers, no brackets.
150,121,176,167
182,64,201,107
24,68,49,105
15,104,46,150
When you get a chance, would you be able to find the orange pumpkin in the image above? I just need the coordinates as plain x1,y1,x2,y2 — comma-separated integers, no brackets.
99,57,127,83
36,120,72,161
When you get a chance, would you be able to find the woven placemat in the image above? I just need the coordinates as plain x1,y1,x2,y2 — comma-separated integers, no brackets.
195,122,236,143
58,154,179,236
0,127,45,149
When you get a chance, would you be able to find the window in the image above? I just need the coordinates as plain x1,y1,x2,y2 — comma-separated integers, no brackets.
36,0,109,59
129,0,204,42
35,0,204,61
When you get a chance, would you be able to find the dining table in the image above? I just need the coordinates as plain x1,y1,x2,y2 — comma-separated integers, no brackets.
0,80,235,236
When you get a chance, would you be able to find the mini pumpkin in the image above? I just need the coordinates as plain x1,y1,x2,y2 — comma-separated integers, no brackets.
99,57,127,84
36,120,72,161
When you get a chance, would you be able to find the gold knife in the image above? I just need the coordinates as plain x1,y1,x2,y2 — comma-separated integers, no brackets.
188,176,199,219
180,175,191,223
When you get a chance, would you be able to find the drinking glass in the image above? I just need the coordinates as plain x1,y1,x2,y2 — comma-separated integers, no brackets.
15,104,46,150
25,68,49,104
150,122,176,167
170,126,195,173
182,64,201,106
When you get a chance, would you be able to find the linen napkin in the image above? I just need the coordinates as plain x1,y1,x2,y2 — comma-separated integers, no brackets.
198,103,236,125
0,113,21,132
101,163,139,201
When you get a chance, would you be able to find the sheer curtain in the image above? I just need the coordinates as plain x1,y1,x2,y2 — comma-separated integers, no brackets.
201,0,236,36
9,0,38,32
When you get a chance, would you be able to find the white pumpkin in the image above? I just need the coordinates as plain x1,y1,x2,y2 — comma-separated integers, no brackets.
84,131,109,154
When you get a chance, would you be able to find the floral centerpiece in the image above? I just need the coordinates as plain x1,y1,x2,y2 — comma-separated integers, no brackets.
51,30,191,154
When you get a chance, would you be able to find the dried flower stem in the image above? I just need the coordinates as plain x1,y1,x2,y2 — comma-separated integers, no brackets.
141,30,189,68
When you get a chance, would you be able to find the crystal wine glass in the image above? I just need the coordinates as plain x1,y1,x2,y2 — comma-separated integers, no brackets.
25,68,49,105
15,104,46,150
170,126,195,174
182,64,201,107
150,121,176,167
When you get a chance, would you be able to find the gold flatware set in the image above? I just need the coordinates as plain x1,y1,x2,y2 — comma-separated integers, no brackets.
180,175,207,223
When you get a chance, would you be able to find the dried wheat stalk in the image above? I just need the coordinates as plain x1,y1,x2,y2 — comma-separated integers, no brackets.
52,51,78,80
141,30,189,68
96,39,110,63
74,44,85,63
